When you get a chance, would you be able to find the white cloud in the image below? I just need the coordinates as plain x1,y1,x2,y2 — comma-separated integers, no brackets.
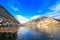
11,6,19,11
50,4,60,12
45,3,60,19
16,15,41,24
8,4,19,12
16,15,29,24
30,15,40,20
51,15,60,19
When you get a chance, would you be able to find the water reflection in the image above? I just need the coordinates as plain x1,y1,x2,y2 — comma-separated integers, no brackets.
17,27,34,40
17,26,50,40
0,32,16,40
0,26,60,40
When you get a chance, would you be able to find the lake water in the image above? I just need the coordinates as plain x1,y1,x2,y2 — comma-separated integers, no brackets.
17,27,60,40
17,27,52,40
0,32,16,40
0,27,60,40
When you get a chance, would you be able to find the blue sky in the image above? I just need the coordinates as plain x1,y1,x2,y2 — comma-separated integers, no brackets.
0,0,60,23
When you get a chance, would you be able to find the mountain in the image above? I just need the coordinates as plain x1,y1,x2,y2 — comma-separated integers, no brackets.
0,5,21,28
25,17,60,35
37,17,60,35
25,17,41,30
54,18,60,22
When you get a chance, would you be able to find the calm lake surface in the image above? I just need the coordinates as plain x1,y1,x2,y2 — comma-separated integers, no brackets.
0,27,60,40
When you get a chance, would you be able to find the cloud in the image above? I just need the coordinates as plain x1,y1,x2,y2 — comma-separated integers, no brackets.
45,3,60,19
11,6,19,12
8,4,19,12
30,15,40,20
50,4,60,12
16,15,41,24
16,15,29,24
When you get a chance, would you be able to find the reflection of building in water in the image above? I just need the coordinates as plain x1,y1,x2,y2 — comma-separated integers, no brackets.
0,5,20,33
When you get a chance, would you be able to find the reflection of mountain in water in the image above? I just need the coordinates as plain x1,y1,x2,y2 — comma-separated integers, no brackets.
17,27,50,40
17,27,34,40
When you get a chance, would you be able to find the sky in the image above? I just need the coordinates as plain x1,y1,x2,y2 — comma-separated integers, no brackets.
0,0,60,23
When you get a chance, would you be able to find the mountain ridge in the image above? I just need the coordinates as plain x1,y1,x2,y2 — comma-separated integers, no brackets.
25,17,60,35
